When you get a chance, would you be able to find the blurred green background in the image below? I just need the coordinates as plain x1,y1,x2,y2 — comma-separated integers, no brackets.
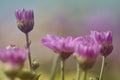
0,0,120,80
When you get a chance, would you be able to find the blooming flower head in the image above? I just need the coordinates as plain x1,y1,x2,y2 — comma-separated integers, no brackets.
88,31,113,57
74,37,101,70
15,9,34,33
0,45,28,68
41,34,75,60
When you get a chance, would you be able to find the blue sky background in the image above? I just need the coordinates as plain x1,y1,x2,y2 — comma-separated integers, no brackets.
0,0,120,16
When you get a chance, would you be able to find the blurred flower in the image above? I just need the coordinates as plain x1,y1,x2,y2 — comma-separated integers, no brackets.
41,34,75,60
74,37,101,70
0,45,28,68
15,9,34,33
88,31,113,57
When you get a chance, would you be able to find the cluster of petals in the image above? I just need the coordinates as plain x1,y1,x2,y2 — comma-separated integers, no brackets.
15,9,34,22
87,31,112,44
87,31,113,57
41,30,113,59
41,34,102,60
0,47,28,67
41,34,78,60
74,36,101,59
41,34,75,54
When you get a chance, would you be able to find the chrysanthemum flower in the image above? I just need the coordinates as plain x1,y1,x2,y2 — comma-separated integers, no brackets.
74,37,101,70
88,31,113,57
15,9,34,33
0,45,28,68
41,34,75,60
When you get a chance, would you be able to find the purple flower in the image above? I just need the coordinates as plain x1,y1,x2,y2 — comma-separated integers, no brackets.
88,31,113,57
75,37,101,59
41,34,75,60
0,46,28,68
15,9,34,33
88,31,112,44
74,37,101,70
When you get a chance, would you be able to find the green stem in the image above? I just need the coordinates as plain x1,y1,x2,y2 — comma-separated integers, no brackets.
76,62,80,80
83,70,87,80
61,59,64,80
99,56,105,80
50,54,60,80
25,33,32,70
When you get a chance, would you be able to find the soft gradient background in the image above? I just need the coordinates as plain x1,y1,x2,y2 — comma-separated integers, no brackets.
0,0,120,80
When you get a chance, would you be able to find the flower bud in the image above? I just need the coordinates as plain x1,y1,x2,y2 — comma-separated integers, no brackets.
32,59,39,70
15,9,34,33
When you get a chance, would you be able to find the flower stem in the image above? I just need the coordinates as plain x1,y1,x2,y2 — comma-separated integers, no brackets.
61,59,64,80
83,70,87,80
25,33,32,70
50,54,60,80
99,56,105,80
76,62,80,80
